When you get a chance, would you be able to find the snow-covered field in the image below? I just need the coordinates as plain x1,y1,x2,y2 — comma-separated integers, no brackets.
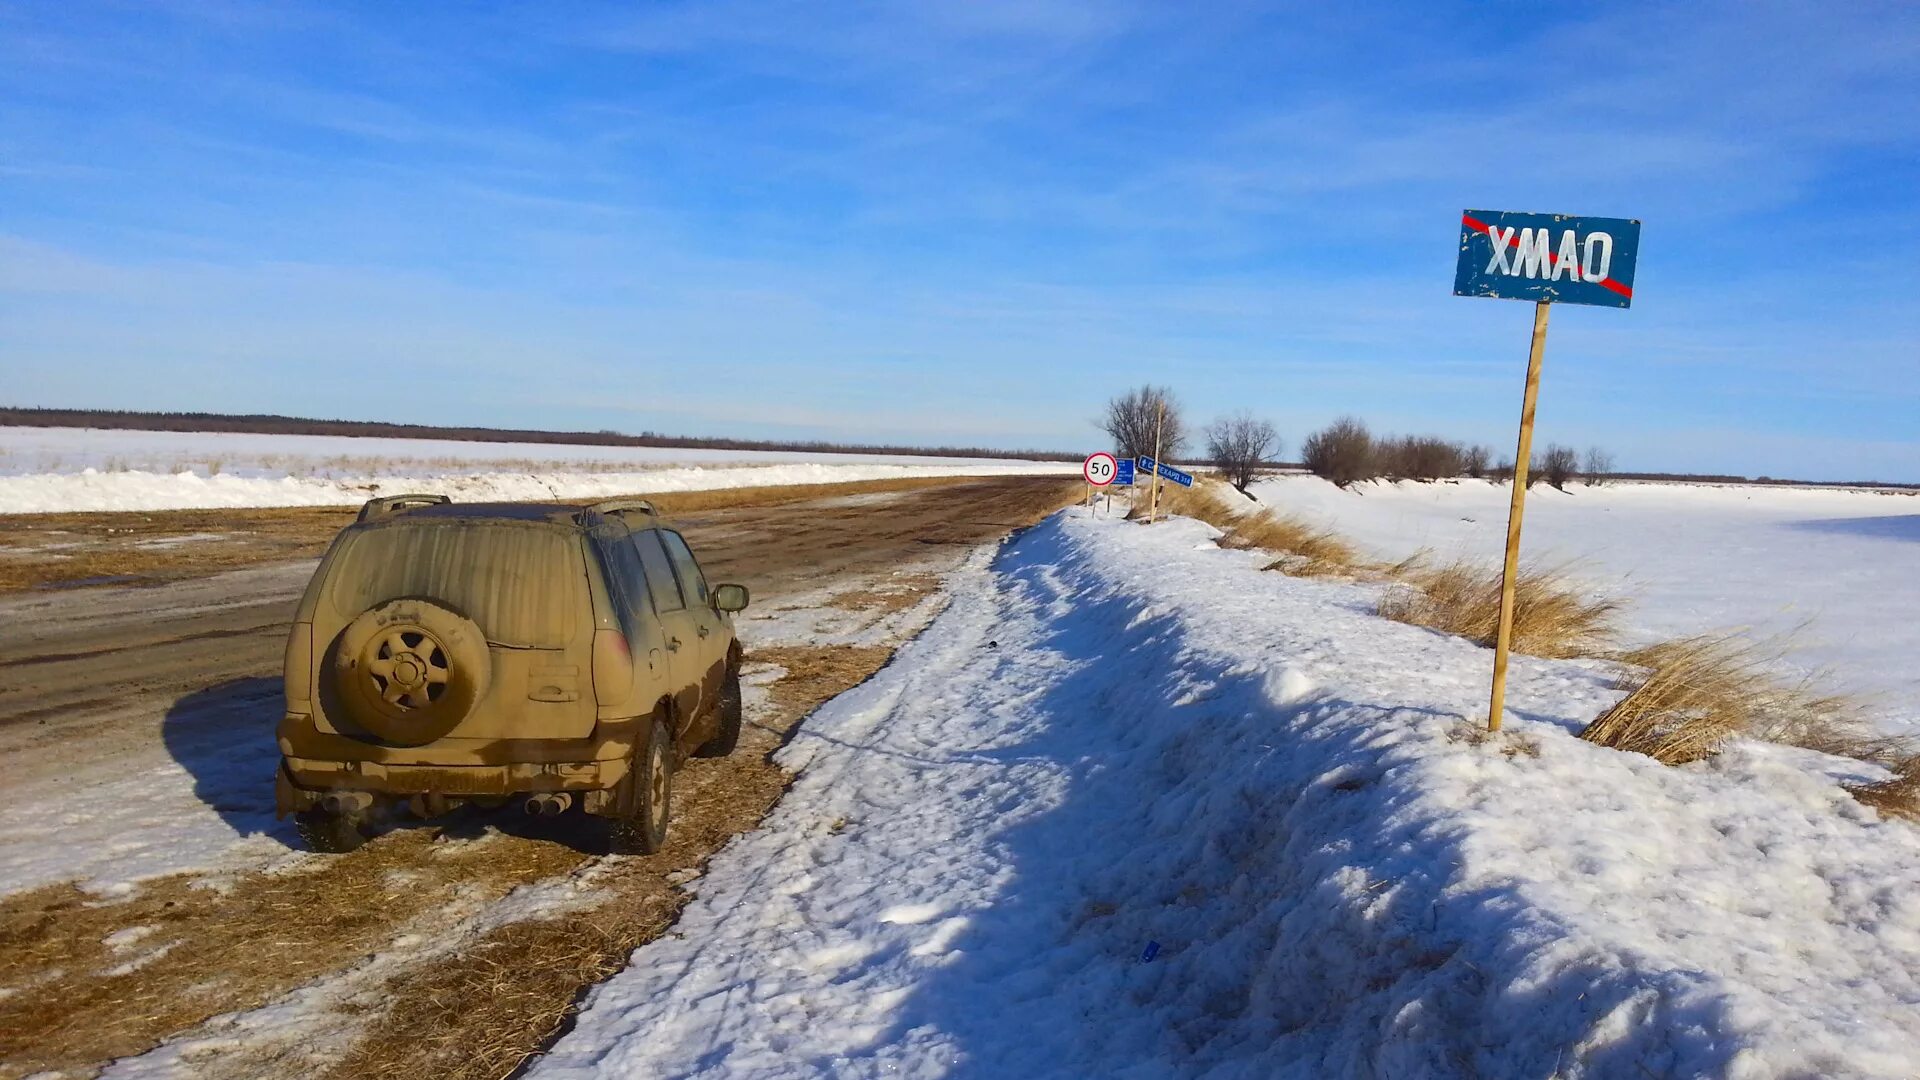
1249,475,1920,735
531,507,1920,1079
0,426,1078,513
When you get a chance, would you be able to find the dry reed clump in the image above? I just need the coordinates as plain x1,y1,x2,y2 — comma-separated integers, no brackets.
1218,513,1360,577
1378,559,1617,659
1127,478,1236,527
1847,756,1920,823
1577,634,1872,766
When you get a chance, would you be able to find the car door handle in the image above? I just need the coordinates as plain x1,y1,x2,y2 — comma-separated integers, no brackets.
667,637,682,652
696,625,711,638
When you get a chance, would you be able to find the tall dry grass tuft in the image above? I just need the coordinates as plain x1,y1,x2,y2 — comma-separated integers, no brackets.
1847,756,1920,822
1220,512,1359,577
1578,634,1869,765
1378,558,1617,659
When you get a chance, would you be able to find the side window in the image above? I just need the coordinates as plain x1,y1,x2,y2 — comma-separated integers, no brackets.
592,531,653,636
632,530,685,613
659,530,709,607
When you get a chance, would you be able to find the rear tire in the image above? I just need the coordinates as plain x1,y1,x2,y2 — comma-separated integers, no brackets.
694,663,742,758
609,718,672,855
295,809,368,853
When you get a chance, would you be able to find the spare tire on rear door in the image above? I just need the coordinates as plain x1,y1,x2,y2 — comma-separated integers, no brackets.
333,598,489,745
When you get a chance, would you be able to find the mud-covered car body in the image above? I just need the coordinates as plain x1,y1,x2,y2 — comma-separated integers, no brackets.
277,494,747,851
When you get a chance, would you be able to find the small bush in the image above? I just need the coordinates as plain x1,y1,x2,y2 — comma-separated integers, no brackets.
1378,559,1617,659
1540,444,1579,490
1578,635,1865,765
1300,416,1375,486
1219,512,1358,577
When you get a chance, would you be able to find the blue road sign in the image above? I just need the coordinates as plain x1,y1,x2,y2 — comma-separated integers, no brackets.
1114,458,1135,486
1136,456,1193,488
1454,210,1640,309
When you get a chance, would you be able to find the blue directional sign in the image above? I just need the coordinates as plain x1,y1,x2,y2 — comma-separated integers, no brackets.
1454,210,1640,309
1136,456,1194,488
1114,458,1135,486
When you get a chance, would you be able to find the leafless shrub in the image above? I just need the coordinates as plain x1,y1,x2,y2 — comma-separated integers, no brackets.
1379,558,1618,659
1540,444,1579,490
1579,635,1869,766
206,458,224,477
1490,459,1513,485
1584,446,1614,487
1462,444,1492,478
1101,385,1188,463
1379,435,1466,482
1206,413,1279,492
1301,416,1376,486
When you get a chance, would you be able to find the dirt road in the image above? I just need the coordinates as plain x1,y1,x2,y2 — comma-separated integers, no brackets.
0,476,1079,1079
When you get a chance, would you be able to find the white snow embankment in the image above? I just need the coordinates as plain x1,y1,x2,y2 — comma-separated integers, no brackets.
0,461,1075,514
529,510,1920,1079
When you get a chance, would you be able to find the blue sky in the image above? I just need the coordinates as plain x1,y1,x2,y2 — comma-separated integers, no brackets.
3,1,1916,480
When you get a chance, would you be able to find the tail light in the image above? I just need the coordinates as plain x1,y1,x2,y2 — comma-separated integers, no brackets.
284,622,314,709
593,628,633,705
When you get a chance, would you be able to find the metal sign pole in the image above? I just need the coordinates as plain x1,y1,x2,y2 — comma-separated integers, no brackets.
1147,400,1165,524
1487,299,1550,733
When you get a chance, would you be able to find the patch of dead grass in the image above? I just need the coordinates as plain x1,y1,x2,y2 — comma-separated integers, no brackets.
1847,756,1920,822
1220,513,1360,577
827,572,943,614
0,831,584,1078
1378,558,1618,659
1578,634,1871,766
750,644,898,716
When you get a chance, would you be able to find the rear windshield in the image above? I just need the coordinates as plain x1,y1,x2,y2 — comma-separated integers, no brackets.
324,522,582,648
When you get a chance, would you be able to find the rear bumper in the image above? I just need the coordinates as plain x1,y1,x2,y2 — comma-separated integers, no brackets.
276,710,640,817
277,756,633,816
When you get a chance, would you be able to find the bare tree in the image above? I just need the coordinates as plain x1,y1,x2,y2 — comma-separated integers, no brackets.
1206,412,1278,492
1583,446,1614,487
1461,444,1492,479
1490,458,1513,485
1100,385,1187,463
1300,416,1376,486
1540,444,1580,491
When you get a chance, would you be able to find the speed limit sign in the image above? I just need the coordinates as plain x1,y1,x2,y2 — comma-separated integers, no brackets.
1083,452,1118,487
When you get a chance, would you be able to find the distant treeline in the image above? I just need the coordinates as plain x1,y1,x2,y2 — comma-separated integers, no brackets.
0,408,1081,463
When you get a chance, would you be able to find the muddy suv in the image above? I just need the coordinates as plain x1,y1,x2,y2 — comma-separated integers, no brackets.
277,494,748,854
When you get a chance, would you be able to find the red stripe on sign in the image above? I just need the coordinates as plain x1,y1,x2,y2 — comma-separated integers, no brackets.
1461,213,1632,299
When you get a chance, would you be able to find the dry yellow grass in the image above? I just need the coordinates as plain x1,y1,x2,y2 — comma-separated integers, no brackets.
1578,635,1867,765
1378,559,1617,659
1219,513,1360,577
1847,756,1920,823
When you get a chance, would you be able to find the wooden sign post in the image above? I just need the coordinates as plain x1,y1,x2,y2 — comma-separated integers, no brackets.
1454,209,1641,732
1147,399,1165,524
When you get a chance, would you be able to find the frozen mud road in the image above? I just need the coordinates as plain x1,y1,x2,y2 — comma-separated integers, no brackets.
0,476,1077,1079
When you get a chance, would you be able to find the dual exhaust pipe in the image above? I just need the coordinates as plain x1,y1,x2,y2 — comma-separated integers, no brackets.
523,792,572,817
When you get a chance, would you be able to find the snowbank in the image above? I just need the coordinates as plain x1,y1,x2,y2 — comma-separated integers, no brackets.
530,510,1920,1078
0,461,1076,514
0,425,1070,477
1245,474,1920,734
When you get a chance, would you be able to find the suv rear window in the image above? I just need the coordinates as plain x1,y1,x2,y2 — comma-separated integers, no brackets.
324,522,582,648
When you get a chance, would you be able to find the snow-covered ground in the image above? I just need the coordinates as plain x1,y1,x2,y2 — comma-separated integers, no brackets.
1248,475,1920,735
0,426,1078,513
529,507,1920,1079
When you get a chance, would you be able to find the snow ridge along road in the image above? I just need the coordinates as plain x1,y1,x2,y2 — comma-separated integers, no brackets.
532,509,1920,1079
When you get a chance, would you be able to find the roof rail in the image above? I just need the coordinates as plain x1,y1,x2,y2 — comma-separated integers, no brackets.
357,493,451,522
584,498,658,517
